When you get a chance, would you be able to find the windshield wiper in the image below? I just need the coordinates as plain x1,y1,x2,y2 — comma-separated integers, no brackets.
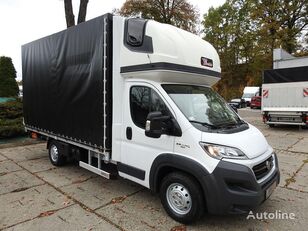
238,119,246,124
217,122,237,128
217,119,246,128
189,120,220,129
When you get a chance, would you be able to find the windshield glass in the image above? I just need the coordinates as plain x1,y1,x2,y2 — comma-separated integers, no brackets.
162,84,241,127
242,93,255,98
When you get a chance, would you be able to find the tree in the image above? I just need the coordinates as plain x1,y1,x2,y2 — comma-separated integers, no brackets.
0,56,19,97
64,0,89,28
250,0,308,54
202,0,308,100
116,0,199,33
203,1,264,99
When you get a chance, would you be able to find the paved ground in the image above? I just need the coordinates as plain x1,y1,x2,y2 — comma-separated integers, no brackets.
0,108,307,231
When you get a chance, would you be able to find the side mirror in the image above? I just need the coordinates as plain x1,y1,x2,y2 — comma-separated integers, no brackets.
145,111,170,138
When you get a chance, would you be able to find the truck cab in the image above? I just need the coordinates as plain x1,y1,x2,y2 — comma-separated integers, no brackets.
112,16,280,223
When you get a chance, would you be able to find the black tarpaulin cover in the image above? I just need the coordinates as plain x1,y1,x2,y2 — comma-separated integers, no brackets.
22,14,113,150
263,66,308,84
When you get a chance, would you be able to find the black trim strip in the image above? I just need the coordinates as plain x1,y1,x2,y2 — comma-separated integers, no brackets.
120,62,221,78
118,163,145,180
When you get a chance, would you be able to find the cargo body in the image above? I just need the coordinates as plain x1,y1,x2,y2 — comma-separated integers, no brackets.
22,14,279,223
22,14,113,150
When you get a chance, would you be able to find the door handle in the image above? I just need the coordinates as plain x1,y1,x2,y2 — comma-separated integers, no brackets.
126,127,132,140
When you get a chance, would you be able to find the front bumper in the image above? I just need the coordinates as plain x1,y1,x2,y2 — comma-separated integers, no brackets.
202,153,280,214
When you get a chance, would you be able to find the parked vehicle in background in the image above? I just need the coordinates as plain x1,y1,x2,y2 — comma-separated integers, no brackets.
262,49,308,127
242,87,260,106
229,98,246,108
22,14,280,223
0,97,16,104
250,96,261,109
18,85,23,98
228,103,238,113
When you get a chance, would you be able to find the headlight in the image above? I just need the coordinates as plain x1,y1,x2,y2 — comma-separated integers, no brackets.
199,142,247,159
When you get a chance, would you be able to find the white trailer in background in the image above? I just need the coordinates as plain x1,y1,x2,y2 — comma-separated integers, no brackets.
262,48,308,127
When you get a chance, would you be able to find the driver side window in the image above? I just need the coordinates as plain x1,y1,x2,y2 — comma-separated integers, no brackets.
130,86,170,129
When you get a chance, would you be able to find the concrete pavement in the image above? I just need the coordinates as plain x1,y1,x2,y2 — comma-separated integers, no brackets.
0,109,307,230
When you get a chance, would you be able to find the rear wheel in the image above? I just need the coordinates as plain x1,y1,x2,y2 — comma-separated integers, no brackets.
160,172,204,224
48,141,66,166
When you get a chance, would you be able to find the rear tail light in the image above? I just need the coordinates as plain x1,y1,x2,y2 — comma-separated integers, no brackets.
306,115,308,124
31,132,38,139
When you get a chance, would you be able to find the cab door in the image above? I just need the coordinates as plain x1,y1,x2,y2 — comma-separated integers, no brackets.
119,82,175,187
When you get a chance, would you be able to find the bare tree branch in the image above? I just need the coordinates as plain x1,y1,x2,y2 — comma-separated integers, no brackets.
64,0,75,28
77,0,89,24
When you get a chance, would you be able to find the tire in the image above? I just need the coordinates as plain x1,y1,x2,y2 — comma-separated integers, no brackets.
159,172,205,224
48,140,66,166
269,124,275,128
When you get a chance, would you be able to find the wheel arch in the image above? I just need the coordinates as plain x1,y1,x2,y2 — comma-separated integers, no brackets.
149,154,210,203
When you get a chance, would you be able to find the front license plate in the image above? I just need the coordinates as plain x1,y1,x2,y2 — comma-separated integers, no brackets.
266,181,277,199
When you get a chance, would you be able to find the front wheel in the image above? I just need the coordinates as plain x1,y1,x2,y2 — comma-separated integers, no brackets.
159,172,205,224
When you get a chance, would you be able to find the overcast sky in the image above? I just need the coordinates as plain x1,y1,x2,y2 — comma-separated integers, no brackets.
0,0,225,80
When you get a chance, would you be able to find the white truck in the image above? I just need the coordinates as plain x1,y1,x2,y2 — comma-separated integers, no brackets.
241,86,260,106
262,49,308,127
22,14,280,223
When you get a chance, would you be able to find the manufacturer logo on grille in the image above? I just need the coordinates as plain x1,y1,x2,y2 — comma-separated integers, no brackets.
266,160,272,170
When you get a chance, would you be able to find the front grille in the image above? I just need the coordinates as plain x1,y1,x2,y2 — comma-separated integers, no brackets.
253,156,274,180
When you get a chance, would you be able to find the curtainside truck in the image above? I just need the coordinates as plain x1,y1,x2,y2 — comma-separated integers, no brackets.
262,49,308,127
22,14,280,223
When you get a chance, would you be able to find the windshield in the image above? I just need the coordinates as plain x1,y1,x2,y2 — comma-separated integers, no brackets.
242,93,255,98
162,84,241,128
